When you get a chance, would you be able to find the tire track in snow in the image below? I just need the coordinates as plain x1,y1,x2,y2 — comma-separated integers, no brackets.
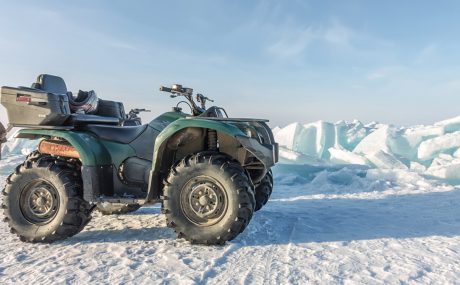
260,217,299,284
202,214,300,285
197,216,278,284
199,243,240,283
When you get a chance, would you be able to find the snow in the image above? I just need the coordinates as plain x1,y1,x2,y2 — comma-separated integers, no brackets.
435,115,460,133
418,131,460,161
2,117,460,283
353,125,393,155
328,147,369,165
274,116,460,185
365,150,408,170
2,159,460,284
0,129,37,158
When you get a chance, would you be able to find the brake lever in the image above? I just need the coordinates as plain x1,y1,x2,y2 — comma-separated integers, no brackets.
196,94,214,109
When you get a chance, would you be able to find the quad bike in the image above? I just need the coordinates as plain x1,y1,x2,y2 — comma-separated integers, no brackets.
0,74,278,244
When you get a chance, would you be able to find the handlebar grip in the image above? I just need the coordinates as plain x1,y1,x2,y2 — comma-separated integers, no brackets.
160,86,172,92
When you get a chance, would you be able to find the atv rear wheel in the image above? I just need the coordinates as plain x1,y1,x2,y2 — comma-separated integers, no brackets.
1,155,92,243
254,169,273,211
96,203,141,215
162,152,255,245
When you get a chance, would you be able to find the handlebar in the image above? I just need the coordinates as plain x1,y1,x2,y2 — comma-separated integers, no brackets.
160,84,193,95
159,86,172,93
159,84,214,115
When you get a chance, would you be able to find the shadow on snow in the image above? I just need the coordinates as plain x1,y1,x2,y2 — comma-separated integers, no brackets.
60,163,460,246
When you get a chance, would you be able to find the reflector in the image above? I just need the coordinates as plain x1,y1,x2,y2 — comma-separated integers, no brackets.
16,94,31,103
38,140,80,159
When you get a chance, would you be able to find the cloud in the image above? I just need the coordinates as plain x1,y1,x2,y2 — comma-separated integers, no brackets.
323,21,354,46
266,21,355,58
106,41,140,52
366,65,405,80
414,43,438,65
367,70,387,80
267,27,315,58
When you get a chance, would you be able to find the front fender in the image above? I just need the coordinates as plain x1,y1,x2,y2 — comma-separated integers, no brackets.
151,117,246,172
16,129,111,166
147,117,279,202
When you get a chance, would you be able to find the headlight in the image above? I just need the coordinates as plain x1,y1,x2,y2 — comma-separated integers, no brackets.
236,124,258,139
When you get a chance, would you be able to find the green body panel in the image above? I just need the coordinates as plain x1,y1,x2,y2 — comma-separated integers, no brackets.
149,111,187,131
16,129,134,166
151,116,246,172
99,140,136,167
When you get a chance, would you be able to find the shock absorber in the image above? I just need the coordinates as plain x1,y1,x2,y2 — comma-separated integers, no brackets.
207,129,218,151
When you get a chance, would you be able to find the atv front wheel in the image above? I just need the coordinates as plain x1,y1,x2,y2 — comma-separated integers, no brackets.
162,152,255,245
254,169,273,211
96,203,141,215
1,155,92,243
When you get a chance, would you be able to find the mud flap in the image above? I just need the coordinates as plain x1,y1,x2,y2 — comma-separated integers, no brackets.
81,165,114,202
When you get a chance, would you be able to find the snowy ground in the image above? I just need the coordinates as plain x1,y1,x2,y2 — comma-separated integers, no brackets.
2,156,460,284
274,116,460,186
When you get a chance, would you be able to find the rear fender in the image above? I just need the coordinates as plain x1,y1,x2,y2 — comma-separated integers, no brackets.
15,129,135,202
16,129,111,165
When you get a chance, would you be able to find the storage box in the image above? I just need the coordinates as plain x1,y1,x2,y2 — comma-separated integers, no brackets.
1,86,71,126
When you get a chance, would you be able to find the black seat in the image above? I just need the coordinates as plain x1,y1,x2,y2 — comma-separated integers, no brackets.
81,124,148,144
67,114,120,126
29,74,125,127
31,74,68,94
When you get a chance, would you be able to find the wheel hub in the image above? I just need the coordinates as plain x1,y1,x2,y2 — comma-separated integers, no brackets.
198,195,209,206
29,187,54,216
20,180,60,224
180,176,228,226
190,184,219,217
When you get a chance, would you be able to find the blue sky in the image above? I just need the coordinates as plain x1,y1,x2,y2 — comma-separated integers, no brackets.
1,0,460,127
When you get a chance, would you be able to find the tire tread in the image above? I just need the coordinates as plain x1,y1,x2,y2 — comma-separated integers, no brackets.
162,152,255,245
1,152,91,243
254,170,273,211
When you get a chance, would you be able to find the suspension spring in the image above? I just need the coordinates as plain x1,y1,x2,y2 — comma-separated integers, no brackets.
208,129,218,151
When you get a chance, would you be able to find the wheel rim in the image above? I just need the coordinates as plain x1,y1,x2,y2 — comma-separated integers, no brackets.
180,176,228,227
20,180,60,224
